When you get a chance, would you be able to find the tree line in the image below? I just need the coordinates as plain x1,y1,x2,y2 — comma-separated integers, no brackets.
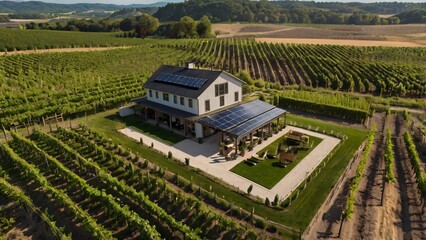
23,13,213,39
154,0,422,25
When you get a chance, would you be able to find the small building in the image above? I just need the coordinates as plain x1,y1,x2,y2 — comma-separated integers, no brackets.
133,63,287,155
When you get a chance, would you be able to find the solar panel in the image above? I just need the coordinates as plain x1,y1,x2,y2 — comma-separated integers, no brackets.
155,72,207,89
228,108,287,137
198,100,276,131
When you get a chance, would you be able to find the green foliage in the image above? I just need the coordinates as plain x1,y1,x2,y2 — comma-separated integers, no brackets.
277,94,369,123
154,0,409,25
247,184,253,195
167,151,173,160
0,142,114,239
343,124,376,219
0,28,146,51
403,110,409,122
0,44,190,127
385,129,395,183
0,178,69,239
134,14,160,38
273,194,279,206
404,132,426,197
175,16,198,39
170,38,425,97
265,197,270,206
237,70,254,85
196,15,213,38
395,9,426,24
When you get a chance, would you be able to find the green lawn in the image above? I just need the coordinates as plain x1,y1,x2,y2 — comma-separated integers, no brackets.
113,115,186,145
83,109,367,237
231,135,322,189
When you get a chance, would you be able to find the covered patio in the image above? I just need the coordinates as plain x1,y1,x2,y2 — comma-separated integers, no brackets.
194,100,287,157
132,97,197,137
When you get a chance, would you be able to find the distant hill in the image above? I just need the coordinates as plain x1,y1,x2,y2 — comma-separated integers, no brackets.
0,1,168,13
395,9,426,24
108,7,159,19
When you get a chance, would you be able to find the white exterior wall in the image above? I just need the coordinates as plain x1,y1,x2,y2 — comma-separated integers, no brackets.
197,73,243,115
146,89,199,115
118,106,135,117
194,123,203,139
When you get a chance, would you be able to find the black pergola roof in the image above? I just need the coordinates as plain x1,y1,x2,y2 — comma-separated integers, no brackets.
197,100,286,139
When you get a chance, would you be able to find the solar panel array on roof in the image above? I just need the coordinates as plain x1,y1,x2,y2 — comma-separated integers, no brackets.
198,100,275,130
228,108,287,137
155,72,207,89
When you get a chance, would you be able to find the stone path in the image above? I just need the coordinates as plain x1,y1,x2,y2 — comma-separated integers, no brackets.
119,126,340,200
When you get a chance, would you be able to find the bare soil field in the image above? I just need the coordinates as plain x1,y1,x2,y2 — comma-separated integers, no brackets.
0,46,130,56
256,38,424,47
213,23,426,47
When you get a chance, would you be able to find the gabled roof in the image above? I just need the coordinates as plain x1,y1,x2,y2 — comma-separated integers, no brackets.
143,65,241,99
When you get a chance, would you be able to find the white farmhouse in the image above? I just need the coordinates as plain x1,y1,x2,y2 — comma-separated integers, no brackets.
133,63,286,154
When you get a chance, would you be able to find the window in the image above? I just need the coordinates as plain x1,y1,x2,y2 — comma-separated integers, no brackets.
155,91,159,99
215,83,228,96
173,95,177,104
188,99,193,108
234,91,239,102
205,100,210,112
220,96,225,107
180,97,184,105
149,89,152,98
163,93,169,101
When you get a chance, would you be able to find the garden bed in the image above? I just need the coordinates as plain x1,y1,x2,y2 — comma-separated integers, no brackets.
231,134,323,189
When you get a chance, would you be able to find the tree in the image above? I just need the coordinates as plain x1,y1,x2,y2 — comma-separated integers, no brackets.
196,15,212,38
265,197,270,206
120,17,136,31
273,194,279,206
173,16,197,38
135,14,160,38
247,184,253,195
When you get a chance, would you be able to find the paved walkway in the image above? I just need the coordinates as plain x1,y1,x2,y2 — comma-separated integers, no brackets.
119,126,340,201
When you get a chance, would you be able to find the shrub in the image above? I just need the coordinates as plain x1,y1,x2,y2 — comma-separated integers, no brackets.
273,194,279,206
185,158,190,166
247,184,253,195
265,197,270,206
167,151,173,160
254,218,266,229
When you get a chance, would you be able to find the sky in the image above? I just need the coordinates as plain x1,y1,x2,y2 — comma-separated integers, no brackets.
10,0,426,4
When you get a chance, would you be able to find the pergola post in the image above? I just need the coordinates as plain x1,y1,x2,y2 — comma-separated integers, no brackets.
169,116,172,132
144,107,148,120
284,113,287,126
184,120,187,136
221,131,224,142
250,132,253,146
235,138,238,156
154,111,159,126
269,122,272,134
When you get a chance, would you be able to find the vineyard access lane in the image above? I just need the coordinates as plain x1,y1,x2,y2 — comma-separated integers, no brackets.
119,126,340,201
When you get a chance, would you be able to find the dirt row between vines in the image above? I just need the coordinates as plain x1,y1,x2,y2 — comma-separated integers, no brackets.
342,113,425,239
305,113,426,239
